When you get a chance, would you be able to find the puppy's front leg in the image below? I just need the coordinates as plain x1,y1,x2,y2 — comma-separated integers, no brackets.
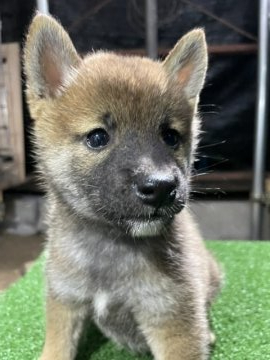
143,319,209,360
39,295,87,360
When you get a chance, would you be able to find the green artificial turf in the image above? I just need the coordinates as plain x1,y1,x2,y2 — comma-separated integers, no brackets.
0,241,270,360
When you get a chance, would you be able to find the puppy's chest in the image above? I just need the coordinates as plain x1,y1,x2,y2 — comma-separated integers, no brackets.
91,289,148,352
49,234,181,315
90,268,180,349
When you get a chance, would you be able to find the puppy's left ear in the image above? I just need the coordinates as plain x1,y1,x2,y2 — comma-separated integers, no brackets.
163,29,208,103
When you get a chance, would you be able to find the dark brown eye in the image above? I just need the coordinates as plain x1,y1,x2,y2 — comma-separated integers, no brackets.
86,128,109,149
161,127,181,148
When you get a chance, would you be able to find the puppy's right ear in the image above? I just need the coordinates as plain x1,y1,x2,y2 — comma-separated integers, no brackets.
24,13,81,99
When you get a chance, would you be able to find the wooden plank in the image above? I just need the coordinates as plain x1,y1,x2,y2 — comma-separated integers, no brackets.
115,44,258,57
0,43,25,190
208,44,257,54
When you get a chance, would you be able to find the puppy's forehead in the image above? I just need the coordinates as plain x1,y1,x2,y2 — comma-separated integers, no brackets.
82,52,169,90
76,55,175,107
59,52,191,134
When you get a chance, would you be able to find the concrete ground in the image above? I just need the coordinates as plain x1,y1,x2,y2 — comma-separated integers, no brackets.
0,233,44,291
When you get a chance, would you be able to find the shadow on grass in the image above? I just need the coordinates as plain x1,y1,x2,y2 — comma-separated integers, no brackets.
75,322,108,360
75,321,152,360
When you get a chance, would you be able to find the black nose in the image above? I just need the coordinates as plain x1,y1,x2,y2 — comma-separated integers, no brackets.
135,176,177,207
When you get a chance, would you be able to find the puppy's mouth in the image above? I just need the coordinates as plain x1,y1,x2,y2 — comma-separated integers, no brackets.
126,219,164,237
120,212,165,223
116,205,184,237
97,197,185,237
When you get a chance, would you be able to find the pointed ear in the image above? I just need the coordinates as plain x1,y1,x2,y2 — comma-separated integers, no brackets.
163,29,208,101
24,13,81,98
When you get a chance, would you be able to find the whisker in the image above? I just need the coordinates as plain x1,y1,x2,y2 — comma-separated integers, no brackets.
191,171,212,178
199,104,219,108
194,159,229,172
197,140,226,149
197,154,225,160
190,190,207,195
200,111,219,115
192,187,227,195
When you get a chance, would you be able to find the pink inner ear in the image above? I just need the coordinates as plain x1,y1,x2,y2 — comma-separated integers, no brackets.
177,62,194,88
42,48,62,96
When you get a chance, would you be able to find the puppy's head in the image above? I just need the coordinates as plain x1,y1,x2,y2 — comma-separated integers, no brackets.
24,14,207,237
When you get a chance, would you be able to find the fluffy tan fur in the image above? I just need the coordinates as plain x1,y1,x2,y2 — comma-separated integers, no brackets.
24,13,221,360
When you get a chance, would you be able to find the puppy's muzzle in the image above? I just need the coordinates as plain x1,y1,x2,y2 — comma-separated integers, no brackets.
134,174,177,208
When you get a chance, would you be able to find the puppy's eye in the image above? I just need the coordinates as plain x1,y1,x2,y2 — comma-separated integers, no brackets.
86,128,110,149
161,128,181,148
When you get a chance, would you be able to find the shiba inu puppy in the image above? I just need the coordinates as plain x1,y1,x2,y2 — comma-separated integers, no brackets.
24,13,221,360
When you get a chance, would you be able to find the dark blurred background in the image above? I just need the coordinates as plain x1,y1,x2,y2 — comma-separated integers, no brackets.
0,0,261,174
0,0,269,290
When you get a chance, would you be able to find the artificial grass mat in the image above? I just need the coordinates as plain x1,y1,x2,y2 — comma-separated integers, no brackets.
0,241,270,360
